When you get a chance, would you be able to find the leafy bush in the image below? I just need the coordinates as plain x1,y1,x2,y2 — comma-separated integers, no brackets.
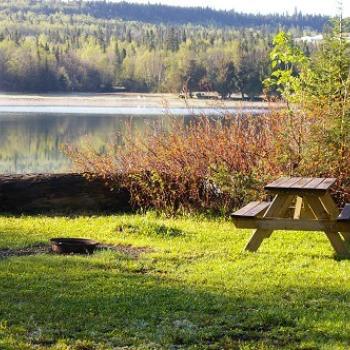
66,115,284,215
66,106,350,214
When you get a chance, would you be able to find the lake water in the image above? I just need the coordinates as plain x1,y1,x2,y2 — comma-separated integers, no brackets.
0,106,269,174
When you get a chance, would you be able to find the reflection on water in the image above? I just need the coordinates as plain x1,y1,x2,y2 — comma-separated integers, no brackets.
0,105,268,174
0,113,178,174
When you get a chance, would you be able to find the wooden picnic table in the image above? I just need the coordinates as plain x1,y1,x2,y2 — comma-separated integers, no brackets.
232,177,350,255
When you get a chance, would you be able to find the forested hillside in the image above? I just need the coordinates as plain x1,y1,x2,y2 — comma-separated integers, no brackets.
0,1,329,30
0,0,328,94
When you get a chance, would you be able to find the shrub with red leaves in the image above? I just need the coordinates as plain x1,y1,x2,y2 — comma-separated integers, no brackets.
65,114,286,214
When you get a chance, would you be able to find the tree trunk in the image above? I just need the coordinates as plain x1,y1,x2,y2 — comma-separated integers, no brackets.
0,173,131,215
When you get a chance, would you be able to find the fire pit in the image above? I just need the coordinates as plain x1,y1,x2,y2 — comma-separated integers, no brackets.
50,238,99,254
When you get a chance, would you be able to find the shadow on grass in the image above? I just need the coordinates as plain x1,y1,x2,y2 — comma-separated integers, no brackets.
1,255,350,349
254,249,350,261
0,243,152,260
0,212,134,219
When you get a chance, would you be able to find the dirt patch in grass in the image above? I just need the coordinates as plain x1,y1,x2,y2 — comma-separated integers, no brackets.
0,243,152,259
98,243,153,258
0,243,49,259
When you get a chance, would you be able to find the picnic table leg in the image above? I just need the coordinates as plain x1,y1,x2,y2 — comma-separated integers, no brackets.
306,195,349,256
245,229,272,252
319,193,350,243
244,194,294,252
324,231,349,256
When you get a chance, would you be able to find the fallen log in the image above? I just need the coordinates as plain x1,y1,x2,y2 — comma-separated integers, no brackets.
0,173,131,214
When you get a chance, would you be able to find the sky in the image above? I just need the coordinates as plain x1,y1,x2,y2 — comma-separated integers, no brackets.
113,0,350,17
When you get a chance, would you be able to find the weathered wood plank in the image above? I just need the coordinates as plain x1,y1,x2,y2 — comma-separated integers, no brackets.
231,201,261,217
245,202,271,217
265,177,334,195
316,178,337,190
276,177,302,188
303,178,326,189
264,177,289,189
290,177,314,189
232,201,271,218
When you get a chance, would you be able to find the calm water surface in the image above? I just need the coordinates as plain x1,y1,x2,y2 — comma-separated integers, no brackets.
0,106,268,174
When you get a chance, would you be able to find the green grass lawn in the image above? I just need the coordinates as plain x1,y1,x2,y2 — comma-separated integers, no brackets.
1,214,350,350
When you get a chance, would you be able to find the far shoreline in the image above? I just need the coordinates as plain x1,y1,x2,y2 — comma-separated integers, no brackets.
0,92,282,110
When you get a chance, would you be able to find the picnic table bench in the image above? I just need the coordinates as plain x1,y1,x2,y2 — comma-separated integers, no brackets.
232,177,350,255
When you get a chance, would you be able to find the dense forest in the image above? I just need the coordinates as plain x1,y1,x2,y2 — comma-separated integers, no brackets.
0,0,329,95
1,1,329,30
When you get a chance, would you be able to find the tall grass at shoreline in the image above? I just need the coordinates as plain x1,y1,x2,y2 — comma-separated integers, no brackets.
66,113,279,214
66,104,350,214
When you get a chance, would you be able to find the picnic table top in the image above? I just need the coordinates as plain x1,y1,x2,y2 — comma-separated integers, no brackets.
265,177,336,194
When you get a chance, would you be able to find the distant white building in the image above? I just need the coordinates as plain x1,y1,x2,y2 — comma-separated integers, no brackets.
295,34,350,43
295,34,323,43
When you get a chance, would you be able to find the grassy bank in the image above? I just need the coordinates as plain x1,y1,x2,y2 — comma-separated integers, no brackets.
0,214,350,349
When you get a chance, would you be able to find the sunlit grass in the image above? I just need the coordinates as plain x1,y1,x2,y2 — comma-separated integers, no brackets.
1,214,350,349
